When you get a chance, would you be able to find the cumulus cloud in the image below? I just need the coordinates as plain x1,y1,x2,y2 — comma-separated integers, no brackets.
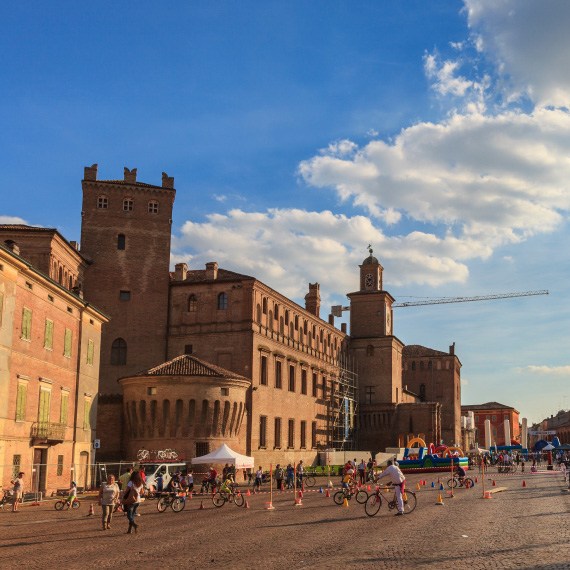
518,365,570,376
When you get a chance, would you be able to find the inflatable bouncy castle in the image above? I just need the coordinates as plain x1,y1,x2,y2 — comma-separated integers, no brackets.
397,437,468,474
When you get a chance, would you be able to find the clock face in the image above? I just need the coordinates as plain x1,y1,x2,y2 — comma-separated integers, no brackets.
365,273,374,288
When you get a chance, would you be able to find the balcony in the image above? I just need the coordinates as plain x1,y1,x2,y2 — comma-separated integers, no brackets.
30,422,66,442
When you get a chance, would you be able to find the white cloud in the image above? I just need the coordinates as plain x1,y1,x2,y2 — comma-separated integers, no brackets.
0,215,29,225
465,0,570,107
519,365,570,376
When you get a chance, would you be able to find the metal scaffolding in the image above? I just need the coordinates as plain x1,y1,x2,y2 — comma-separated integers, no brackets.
329,353,359,451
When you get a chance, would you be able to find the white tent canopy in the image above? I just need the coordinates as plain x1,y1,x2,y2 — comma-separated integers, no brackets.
191,444,254,469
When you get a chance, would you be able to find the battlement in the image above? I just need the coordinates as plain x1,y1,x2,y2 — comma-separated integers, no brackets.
83,164,175,189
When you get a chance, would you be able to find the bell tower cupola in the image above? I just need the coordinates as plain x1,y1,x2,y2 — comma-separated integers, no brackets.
360,245,383,292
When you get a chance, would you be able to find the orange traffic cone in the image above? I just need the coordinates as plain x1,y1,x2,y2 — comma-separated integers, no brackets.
265,501,275,510
522,480,526,487
483,490,493,499
87,503,95,516
342,497,349,508
199,500,204,510
492,480,496,487
295,496,303,506
246,489,251,496
475,476,478,483
325,488,330,498
415,482,421,491
435,493,444,506
245,500,250,509
367,485,371,492
298,490,303,499
188,491,193,500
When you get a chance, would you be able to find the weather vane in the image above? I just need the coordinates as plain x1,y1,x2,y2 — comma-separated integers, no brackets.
367,244,373,255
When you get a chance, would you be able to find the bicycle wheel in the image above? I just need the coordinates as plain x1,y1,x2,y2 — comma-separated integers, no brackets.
464,478,475,489
234,492,245,507
171,497,185,512
54,500,65,511
212,492,226,507
157,496,169,512
333,491,345,505
364,493,382,517
71,499,80,509
402,491,417,514
447,478,458,488
355,489,368,504
305,475,316,487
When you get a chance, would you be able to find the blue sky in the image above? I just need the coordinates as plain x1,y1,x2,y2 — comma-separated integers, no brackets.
2,1,569,426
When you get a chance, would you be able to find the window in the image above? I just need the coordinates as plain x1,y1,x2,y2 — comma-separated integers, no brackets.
288,419,295,448
365,386,375,405
148,200,159,214
366,345,374,356
123,198,133,211
300,420,307,448
119,290,131,301
262,298,267,314
111,338,127,365
15,382,27,421
259,416,267,448
274,417,282,448
217,292,228,310
184,344,193,355
38,387,51,424
312,372,318,397
312,421,317,448
419,384,426,402
322,376,327,400
86,339,95,365
97,195,108,209
221,387,229,396
60,391,69,425
117,234,126,250
21,307,32,340
188,295,197,312
301,369,307,395
83,398,91,430
64,328,72,358
196,442,209,456
260,355,268,385
12,455,21,479
275,360,282,389
288,365,295,392
57,455,64,476
44,319,54,350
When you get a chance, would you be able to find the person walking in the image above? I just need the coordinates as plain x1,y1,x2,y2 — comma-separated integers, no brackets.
286,464,294,489
254,466,263,492
296,460,304,488
123,471,144,534
358,460,366,485
99,474,119,530
119,467,133,491
11,472,24,512
274,464,284,491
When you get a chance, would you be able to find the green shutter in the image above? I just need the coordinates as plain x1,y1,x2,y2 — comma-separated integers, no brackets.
64,328,72,358
38,388,51,424
44,319,54,349
15,384,27,421
21,307,32,340
87,339,94,365
83,399,91,430
60,392,69,425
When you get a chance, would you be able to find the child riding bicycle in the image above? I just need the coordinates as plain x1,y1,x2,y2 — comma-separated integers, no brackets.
66,481,78,506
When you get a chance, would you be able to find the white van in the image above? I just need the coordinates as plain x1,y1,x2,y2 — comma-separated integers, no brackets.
141,462,187,491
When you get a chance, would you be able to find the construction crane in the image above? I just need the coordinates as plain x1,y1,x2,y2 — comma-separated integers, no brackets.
393,289,549,308
331,289,548,316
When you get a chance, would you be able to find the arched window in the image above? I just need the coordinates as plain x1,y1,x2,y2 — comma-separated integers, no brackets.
58,267,63,284
303,321,308,334
117,234,126,250
111,338,127,365
188,294,197,312
428,360,432,369
123,198,134,212
97,195,108,209
366,345,374,356
217,292,228,310
419,384,426,402
262,298,267,314
294,315,299,330
256,304,262,322
268,310,273,331
420,361,425,370
411,361,416,371
285,310,289,325
148,200,159,214
274,305,279,320
68,276,74,290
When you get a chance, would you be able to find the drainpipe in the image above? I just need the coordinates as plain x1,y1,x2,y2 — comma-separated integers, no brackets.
71,305,84,487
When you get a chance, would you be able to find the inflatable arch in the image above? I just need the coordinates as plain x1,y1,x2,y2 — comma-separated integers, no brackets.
441,446,465,457
406,437,427,449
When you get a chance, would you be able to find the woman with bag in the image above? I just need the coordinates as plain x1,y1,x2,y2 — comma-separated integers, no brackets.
123,470,143,534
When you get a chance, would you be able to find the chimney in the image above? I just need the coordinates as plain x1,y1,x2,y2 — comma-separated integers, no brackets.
4,239,20,255
83,164,98,181
162,172,174,189
328,314,334,325
341,323,347,334
205,261,218,280
450,342,455,356
124,167,137,183
69,241,79,251
175,262,188,281
304,282,321,318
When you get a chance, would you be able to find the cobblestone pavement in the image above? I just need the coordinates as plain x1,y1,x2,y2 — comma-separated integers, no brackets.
1,469,568,569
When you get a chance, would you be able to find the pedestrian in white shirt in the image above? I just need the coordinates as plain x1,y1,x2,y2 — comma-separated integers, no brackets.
377,460,406,515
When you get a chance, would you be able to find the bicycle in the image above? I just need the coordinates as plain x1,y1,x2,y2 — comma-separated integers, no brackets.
156,492,186,513
200,478,219,494
447,476,475,489
212,484,244,508
54,497,81,510
364,485,417,517
497,463,517,474
298,473,316,488
0,488,14,510
333,484,368,505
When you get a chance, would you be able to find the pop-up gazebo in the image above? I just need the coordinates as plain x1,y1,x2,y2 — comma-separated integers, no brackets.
191,443,254,469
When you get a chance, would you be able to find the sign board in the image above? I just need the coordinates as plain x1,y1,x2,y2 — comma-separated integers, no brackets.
528,430,556,435
93,439,101,449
